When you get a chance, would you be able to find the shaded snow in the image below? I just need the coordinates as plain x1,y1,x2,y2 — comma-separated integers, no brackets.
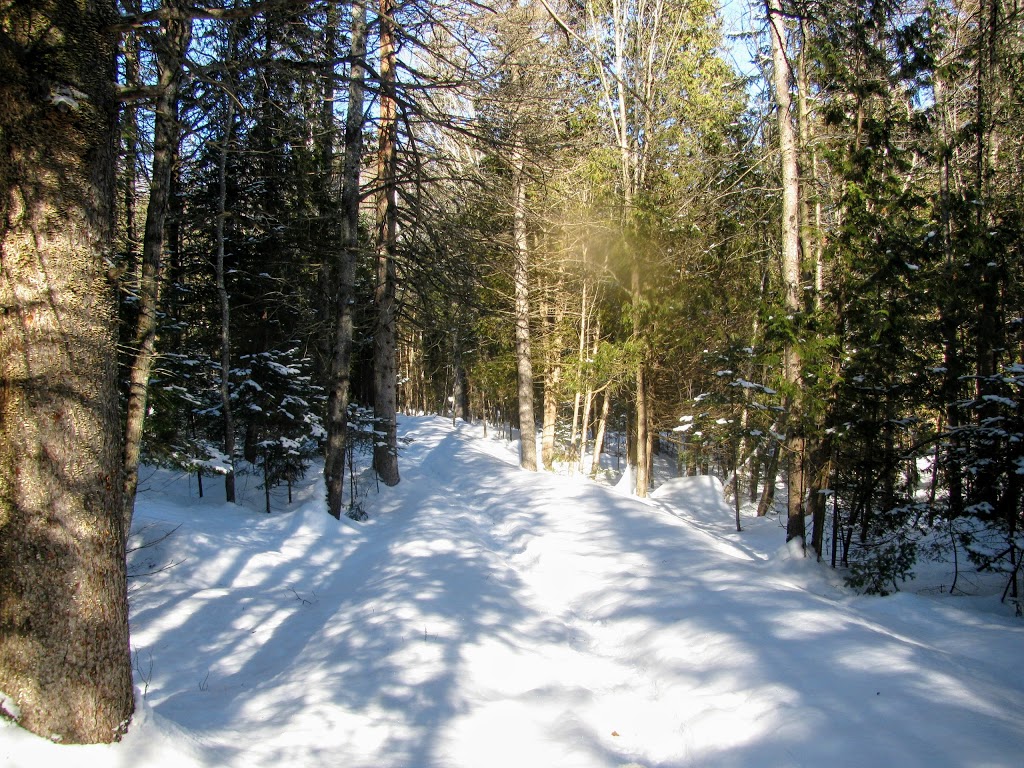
2,415,1022,767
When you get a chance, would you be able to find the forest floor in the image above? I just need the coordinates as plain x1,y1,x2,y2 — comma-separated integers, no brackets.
2,414,1023,767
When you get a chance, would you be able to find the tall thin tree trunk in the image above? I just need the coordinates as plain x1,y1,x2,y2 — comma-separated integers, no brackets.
119,32,142,268
326,0,368,517
569,277,589,456
578,315,600,474
971,0,1003,513
513,149,537,471
372,0,400,486
749,445,763,502
590,388,612,478
733,438,743,532
216,93,236,503
452,338,469,422
808,439,831,559
541,281,564,470
767,0,805,545
122,3,191,535
934,70,964,518
578,389,592,472
453,371,467,422
635,358,650,496
0,0,134,742
796,14,831,557
757,439,781,517
632,259,650,496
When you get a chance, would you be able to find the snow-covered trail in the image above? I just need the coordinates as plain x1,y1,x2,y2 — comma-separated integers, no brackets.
3,415,1023,767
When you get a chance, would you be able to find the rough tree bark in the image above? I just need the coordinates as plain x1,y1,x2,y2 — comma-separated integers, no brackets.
0,0,134,742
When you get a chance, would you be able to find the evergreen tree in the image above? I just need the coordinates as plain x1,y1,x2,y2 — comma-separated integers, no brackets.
234,346,327,513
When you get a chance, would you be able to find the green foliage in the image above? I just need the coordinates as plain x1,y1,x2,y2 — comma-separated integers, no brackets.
670,343,783,472
233,345,326,506
846,526,919,596
470,354,517,408
340,404,381,521
587,340,643,391
141,351,227,476
945,365,1024,577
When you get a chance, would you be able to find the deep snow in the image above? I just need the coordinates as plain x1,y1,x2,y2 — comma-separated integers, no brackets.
2,415,1022,767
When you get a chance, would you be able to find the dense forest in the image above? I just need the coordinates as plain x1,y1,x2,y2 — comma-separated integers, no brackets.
2,0,1023,746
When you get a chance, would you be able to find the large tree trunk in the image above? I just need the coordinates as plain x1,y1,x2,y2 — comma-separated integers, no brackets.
0,0,134,742
325,0,368,517
513,150,537,471
122,2,191,534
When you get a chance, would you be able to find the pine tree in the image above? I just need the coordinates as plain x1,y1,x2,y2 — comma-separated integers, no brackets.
234,346,326,513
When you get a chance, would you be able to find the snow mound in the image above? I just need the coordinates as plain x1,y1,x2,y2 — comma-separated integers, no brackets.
279,497,361,539
650,474,732,523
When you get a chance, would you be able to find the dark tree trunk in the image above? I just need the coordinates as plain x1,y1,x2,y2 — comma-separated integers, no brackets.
122,1,191,534
757,439,781,517
325,0,368,517
0,0,134,742
372,0,400,487
733,439,743,532
749,445,763,502
806,437,832,559
216,92,237,503
452,354,469,423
